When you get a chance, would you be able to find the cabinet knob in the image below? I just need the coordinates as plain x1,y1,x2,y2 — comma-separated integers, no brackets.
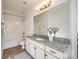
45,54,47,56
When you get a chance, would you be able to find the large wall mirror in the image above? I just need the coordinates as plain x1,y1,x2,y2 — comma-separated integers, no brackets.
34,1,70,38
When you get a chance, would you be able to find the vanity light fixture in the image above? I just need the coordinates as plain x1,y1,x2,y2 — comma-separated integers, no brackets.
35,0,52,11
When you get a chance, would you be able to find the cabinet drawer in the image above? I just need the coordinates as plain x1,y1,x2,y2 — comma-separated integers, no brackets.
31,40,44,50
46,46,63,59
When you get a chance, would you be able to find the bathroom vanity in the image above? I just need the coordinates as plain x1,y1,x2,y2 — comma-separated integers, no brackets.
25,35,70,59
25,1,71,59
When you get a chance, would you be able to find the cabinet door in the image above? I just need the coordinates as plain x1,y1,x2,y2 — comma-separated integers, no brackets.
30,43,36,58
36,47,44,59
25,40,30,53
45,53,58,59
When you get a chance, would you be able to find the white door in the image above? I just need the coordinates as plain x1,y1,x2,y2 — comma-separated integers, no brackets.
3,14,24,49
45,52,58,59
36,47,44,59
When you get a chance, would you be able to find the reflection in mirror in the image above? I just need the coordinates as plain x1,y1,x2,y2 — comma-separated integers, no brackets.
34,1,69,38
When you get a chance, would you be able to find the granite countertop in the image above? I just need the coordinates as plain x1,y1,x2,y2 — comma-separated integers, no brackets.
25,34,70,53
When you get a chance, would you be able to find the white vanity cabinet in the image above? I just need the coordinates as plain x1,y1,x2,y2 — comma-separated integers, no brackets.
35,46,45,59
25,38,68,59
25,38,36,58
25,38,31,53
30,40,45,59
46,46,63,59
30,43,36,58
45,52,58,59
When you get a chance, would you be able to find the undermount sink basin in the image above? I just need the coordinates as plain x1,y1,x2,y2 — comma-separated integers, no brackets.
36,38,46,41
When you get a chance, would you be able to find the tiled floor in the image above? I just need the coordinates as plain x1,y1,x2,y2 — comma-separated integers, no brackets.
14,51,33,59
2,45,33,59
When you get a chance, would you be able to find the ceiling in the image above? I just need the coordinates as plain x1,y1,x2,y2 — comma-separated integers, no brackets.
2,0,37,14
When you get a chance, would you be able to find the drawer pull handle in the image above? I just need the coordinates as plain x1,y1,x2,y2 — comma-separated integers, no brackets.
33,47,36,49
50,50,56,54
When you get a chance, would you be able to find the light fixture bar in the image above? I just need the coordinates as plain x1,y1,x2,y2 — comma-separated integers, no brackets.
35,0,52,11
